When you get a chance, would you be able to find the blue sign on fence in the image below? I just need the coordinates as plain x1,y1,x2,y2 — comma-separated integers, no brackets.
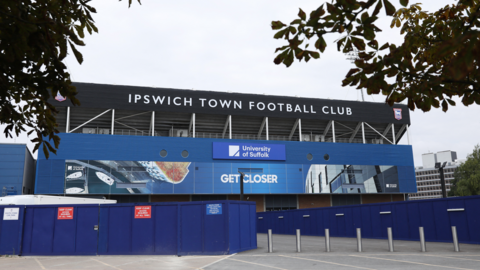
206,204,222,215
213,142,286,161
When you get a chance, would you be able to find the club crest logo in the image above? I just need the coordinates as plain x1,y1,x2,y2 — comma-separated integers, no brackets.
393,108,402,120
55,91,66,102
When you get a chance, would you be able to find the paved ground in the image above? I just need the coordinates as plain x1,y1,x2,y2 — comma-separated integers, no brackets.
2,234,480,270
208,233,480,270
0,255,228,270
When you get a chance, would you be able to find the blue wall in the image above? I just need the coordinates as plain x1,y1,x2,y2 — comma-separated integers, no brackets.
257,196,480,245
36,133,416,194
0,144,27,195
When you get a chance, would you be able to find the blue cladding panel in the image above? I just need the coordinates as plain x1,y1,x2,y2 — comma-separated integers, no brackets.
36,133,416,194
35,159,65,194
0,145,26,194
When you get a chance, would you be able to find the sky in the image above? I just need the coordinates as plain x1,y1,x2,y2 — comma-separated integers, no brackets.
2,0,479,166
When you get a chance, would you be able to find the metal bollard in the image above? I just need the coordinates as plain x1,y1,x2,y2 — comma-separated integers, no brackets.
268,229,273,253
419,227,426,252
356,228,362,252
325,228,331,252
452,226,460,252
296,229,301,252
387,227,394,252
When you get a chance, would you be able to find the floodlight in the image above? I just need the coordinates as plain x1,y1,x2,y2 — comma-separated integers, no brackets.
435,162,441,169
442,162,447,168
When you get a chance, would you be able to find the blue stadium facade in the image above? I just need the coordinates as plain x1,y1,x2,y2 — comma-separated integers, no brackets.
34,82,416,211
0,144,36,196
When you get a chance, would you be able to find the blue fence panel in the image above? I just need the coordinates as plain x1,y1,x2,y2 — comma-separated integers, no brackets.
407,202,421,240
154,204,178,254
132,207,155,255
22,205,98,256
256,195,480,245
465,198,480,244
418,202,437,241
2,200,255,256
239,203,252,252
392,203,410,240
179,203,204,255
344,207,355,238
75,206,99,254
379,204,393,238
0,206,25,255
446,199,469,243
433,200,452,242
359,206,372,238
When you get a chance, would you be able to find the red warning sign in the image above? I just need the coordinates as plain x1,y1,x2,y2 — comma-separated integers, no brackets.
58,207,74,220
135,206,151,219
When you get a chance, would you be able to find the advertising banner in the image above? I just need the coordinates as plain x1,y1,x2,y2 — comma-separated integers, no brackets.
64,160,401,195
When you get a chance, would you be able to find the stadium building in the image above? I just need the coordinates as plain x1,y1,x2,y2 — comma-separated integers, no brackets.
35,83,416,211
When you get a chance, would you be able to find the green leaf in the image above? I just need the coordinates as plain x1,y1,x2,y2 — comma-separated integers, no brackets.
74,25,85,39
351,37,366,51
298,8,306,21
59,38,67,60
379,42,390,50
315,36,327,52
69,41,83,64
361,12,369,23
383,0,396,16
372,0,383,16
274,29,287,39
284,50,295,67
272,21,286,30
446,99,456,106
309,51,320,59
400,0,409,7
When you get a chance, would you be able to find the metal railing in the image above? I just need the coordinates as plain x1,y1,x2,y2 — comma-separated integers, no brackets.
75,128,392,145
265,226,461,253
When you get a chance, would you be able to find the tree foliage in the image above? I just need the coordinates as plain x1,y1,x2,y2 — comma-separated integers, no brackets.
449,144,480,196
0,0,139,158
272,0,480,112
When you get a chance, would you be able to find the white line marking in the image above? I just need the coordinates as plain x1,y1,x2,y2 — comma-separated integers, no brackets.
350,255,474,270
226,257,288,270
198,253,236,269
280,255,376,270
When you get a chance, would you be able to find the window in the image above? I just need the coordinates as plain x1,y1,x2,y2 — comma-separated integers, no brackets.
266,195,297,211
